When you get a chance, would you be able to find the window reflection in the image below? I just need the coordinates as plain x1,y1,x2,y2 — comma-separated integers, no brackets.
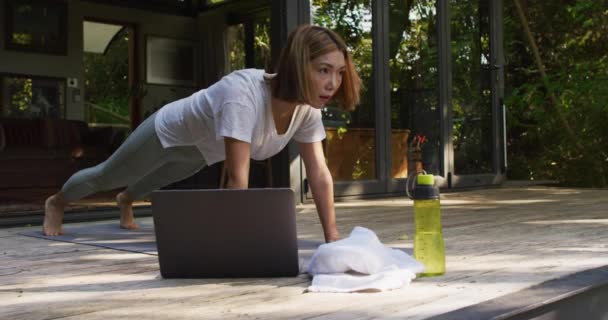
1,75,65,119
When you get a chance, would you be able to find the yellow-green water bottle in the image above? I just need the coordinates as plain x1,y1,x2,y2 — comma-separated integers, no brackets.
412,174,445,276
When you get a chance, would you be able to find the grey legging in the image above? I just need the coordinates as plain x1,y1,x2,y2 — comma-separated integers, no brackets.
61,113,206,202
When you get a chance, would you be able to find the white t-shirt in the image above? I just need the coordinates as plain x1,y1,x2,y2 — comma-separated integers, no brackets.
154,69,326,165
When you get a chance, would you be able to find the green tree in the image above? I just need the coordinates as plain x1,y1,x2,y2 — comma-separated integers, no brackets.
505,0,608,187
83,27,131,126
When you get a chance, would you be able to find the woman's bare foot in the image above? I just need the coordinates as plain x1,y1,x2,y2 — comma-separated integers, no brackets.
117,191,138,229
43,193,66,236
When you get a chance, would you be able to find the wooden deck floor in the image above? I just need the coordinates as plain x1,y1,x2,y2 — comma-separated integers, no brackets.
1,186,607,319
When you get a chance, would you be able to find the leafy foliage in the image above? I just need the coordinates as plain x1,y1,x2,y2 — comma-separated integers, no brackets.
83,27,131,125
505,0,608,186
313,0,375,128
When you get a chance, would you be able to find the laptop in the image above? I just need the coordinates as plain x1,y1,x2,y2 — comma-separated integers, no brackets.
151,188,299,278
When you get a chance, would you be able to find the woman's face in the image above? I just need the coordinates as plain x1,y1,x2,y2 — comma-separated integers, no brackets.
309,50,346,108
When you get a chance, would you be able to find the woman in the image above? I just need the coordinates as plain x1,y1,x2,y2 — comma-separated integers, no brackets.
43,24,361,243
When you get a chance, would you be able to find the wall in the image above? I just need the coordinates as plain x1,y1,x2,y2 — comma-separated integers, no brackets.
0,0,200,121
0,0,82,118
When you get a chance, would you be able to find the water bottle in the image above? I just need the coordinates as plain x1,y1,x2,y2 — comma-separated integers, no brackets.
409,174,445,276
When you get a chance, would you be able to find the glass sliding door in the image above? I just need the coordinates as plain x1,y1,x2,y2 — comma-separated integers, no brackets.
312,0,385,196
388,0,441,185
298,0,505,199
449,0,498,182
387,0,504,191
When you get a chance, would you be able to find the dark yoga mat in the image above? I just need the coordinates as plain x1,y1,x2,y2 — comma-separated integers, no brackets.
20,223,158,255
19,222,324,258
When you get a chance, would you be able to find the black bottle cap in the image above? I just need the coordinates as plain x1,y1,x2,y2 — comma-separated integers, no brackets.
412,185,440,200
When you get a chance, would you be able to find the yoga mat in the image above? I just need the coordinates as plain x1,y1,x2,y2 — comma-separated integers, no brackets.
20,223,158,255
20,222,324,258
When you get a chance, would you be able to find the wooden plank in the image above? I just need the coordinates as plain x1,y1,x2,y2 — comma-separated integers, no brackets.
1,275,311,320
0,238,100,259
0,250,158,287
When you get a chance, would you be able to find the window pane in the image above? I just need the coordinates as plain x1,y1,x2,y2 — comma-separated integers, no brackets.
227,17,270,71
227,24,246,71
6,0,67,54
451,0,493,174
389,0,440,177
253,18,271,70
313,0,375,181
1,75,65,119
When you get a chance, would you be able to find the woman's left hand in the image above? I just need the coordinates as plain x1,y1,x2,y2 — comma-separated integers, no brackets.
325,229,341,243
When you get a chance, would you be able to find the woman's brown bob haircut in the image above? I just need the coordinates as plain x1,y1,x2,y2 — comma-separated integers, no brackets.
270,24,361,111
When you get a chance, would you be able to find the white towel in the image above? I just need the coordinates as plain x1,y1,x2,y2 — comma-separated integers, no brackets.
306,227,425,293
